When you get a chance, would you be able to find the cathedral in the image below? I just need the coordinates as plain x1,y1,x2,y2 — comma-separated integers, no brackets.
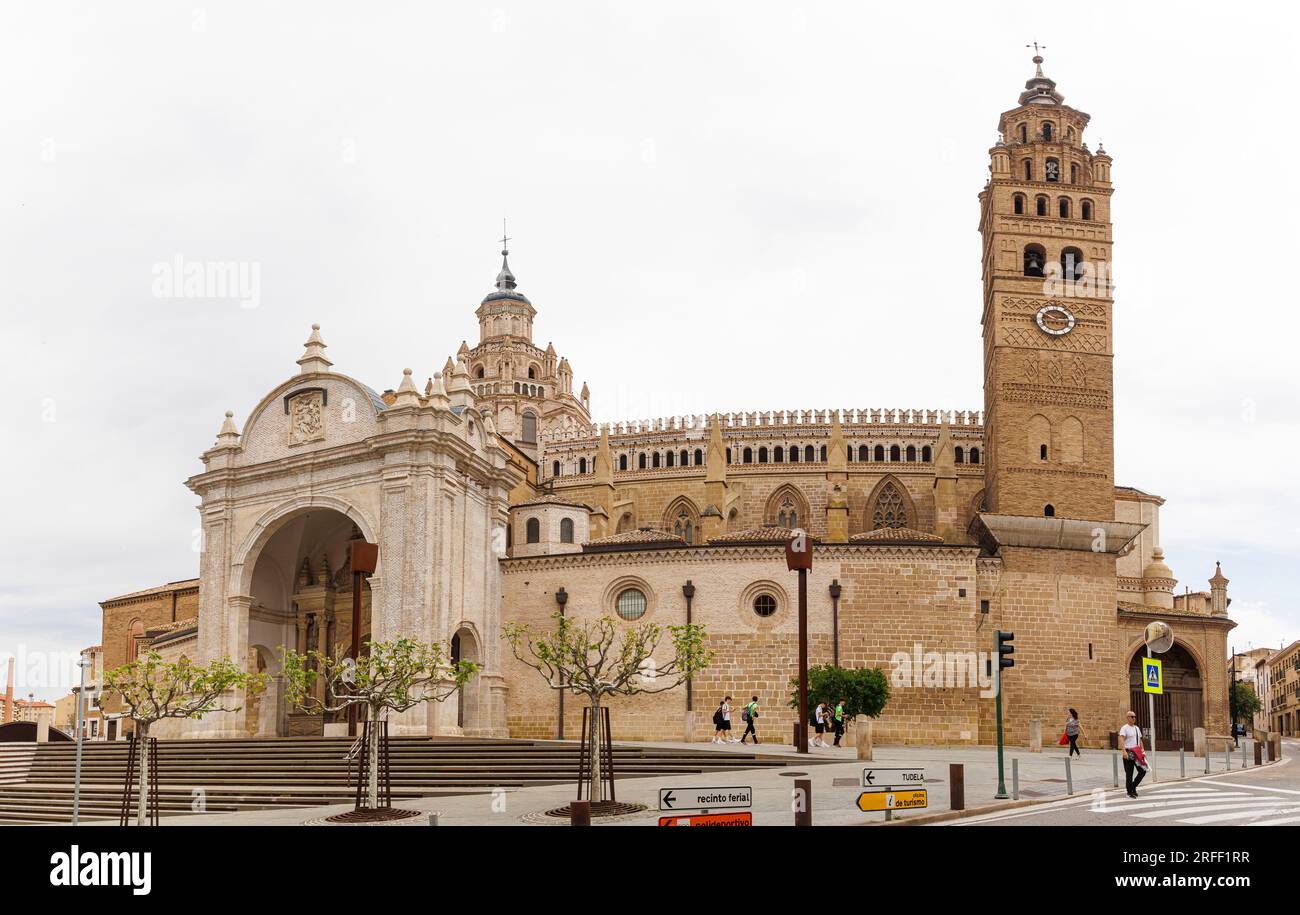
102,55,1233,749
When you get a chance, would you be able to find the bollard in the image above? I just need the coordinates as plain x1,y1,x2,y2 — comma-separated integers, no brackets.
1012,758,1019,801
793,722,800,749
1224,742,1231,773
1179,747,1185,779
856,719,873,761
428,812,440,827
950,763,965,811
1065,756,1073,795
1112,750,1119,788
1255,741,1263,767
1241,741,1247,769
794,778,812,827
570,800,591,827
1204,747,1210,774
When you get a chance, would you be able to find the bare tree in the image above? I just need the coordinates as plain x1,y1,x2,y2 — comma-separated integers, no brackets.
101,652,265,826
282,637,476,811
503,612,712,806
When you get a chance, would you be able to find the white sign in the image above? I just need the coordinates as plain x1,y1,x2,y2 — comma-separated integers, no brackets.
862,767,925,789
658,786,752,811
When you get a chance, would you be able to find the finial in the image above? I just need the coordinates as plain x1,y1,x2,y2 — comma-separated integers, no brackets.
1026,41,1046,75
297,322,332,374
500,217,511,257
216,410,240,445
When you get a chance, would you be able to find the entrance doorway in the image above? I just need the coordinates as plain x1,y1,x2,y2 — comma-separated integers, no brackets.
1129,642,1203,750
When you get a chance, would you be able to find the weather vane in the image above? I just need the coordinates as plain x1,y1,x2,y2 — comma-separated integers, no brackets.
1026,40,1046,59
500,218,510,254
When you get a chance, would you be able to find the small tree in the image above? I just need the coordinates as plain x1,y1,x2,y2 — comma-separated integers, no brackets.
101,651,265,826
1230,680,1262,726
282,637,476,811
503,612,712,806
788,664,890,729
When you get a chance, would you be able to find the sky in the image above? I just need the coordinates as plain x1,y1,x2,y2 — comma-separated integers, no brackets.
2,1,1297,699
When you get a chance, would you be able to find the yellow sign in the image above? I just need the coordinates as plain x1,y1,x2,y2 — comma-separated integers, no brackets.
1143,657,1163,695
857,789,928,812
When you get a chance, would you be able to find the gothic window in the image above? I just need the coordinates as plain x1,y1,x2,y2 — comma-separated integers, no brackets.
1045,157,1060,182
805,445,816,462
669,502,698,544
560,518,574,543
1023,244,1046,277
638,453,647,470
874,445,885,462
694,449,703,465
776,495,799,529
970,447,980,465
1081,200,1093,221
1058,197,1071,218
1013,194,1025,215
619,454,628,471
552,460,560,477
889,444,901,462
526,518,540,544
955,446,965,464
521,411,537,443
1061,247,1085,281
871,480,909,530
1036,195,1048,216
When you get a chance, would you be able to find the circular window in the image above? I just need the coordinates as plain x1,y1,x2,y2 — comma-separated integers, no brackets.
615,588,647,621
753,594,778,618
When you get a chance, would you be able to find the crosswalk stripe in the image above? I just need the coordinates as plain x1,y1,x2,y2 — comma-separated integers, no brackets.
1130,799,1288,819
1174,805,1300,825
1100,794,1258,813
1246,814,1300,826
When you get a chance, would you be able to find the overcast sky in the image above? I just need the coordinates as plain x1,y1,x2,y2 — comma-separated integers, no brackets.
3,1,1296,698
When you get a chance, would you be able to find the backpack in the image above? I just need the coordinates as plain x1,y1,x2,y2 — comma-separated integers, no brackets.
712,707,724,728
741,706,751,722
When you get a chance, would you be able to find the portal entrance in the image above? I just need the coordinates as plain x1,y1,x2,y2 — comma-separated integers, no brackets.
1128,642,1203,750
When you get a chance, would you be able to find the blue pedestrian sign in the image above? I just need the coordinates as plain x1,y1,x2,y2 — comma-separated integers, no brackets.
1143,657,1163,695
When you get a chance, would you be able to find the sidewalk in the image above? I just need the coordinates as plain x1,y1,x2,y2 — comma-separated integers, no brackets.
91,737,1267,826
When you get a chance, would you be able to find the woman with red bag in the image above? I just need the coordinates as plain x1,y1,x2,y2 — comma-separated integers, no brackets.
1119,710,1148,798
1064,709,1082,757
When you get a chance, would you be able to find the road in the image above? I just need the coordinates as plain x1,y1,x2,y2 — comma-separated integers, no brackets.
950,739,1300,826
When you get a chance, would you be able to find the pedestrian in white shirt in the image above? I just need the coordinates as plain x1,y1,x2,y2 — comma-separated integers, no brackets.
1119,710,1148,798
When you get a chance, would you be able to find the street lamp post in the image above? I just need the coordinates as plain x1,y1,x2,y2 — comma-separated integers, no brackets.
785,532,812,754
682,581,695,712
73,653,91,826
828,580,842,668
555,587,568,739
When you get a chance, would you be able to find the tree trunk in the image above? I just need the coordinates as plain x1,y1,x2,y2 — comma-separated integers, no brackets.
135,721,150,827
588,695,603,805
366,705,381,810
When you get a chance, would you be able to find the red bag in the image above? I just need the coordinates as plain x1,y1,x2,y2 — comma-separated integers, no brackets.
1058,732,1070,746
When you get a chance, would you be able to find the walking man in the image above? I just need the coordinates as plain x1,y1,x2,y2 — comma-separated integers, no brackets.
740,696,760,744
832,697,846,747
1120,710,1148,798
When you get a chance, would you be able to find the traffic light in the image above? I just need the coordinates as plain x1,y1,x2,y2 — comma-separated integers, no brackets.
996,630,1015,669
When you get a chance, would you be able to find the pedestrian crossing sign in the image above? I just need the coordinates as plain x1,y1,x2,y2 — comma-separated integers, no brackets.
1143,657,1163,695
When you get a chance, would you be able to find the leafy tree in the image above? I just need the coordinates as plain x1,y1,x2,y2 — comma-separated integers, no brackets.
1230,680,1262,723
282,637,476,811
503,612,712,805
788,664,890,728
101,652,266,826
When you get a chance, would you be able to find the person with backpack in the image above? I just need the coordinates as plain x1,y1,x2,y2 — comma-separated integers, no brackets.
1119,710,1148,798
712,696,735,744
811,702,829,747
740,696,759,744
832,697,847,747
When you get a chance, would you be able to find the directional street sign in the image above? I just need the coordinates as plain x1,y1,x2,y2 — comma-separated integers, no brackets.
1143,657,1163,695
856,788,928,812
658,786,752,811
659,812,753,827
862,767,925,789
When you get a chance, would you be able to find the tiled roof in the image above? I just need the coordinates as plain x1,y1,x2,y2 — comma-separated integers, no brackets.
101,578,199,604
850,526,944,544
707,526,819,546
514,492,592,511
583,528,686,551
145,617,199,637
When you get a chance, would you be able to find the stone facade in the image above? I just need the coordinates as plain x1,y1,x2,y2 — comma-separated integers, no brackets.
97,54,1234,749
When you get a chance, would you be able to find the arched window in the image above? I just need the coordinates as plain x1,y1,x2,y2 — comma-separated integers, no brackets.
552,460,560,477
776,495,799,528
1023,159,1033,180
874,445,886,462
1070,162,1079,184
560,518,574,543
742,447,753,464
1036,195,1048,217
128,619,145,662
788,446,799,463
1013,194,1025,215
970,447,980,465
1040,443,1049,461
680,450,689,467
526,518,540,544
1023,244,1046,277
871,480,909,530
1081,199,1093,221
638,453,647,470
1061,247,1085,282
521,411,537,443
773,446,784,463
694,449,703,465
955,446,965,464
1041,122,1053,141
1044,504,1056,517
666,450,674,467
652,452,661,468
1045,157,1060,182
475,365,485,378
905,445,917,462
1058,197,1071,219
819,445,827,461
1066,126,1075,142
758,447,769,463
514,382,520,393
922,445,932,462
1018,124,1028,143
579,457,588,474
726,448,732,464
858,444,869,462
889,444,901,462
619,454,628,471
805,445,816,462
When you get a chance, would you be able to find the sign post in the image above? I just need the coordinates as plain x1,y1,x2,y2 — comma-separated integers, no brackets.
1142,621,1173,784
860,767,927,821
785,531,812,754
658,784,753,826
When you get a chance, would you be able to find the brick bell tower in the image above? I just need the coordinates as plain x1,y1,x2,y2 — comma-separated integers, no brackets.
979,51,1116,522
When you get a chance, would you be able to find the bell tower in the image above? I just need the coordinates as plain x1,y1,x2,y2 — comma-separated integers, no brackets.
979,52,1116,521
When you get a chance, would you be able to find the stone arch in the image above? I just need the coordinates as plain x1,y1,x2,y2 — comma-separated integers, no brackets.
1123,637,1206,750
451,624,486,735
865,474,917,530
1058,415,1084,463
764,484,810,529
1028,413,1052,463
616,511,636,534
232,495,378,599
662,496,701,544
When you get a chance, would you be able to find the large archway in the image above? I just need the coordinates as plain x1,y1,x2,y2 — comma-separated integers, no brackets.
245,507,373,736
1128,641,1204,750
